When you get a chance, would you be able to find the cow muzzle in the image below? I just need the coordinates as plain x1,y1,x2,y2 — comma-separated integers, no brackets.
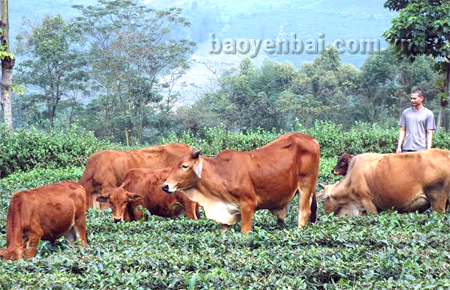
114,218,123,223
161,183,176,194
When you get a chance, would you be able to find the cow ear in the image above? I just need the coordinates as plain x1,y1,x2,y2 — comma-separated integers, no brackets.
318,183,326,189
96,195,110,203
193,159,203,179
192,150,202,159
127,193,144,201
316,191,330,201
171,202,184,211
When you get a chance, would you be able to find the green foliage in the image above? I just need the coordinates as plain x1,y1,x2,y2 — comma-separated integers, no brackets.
15,14,89,131
0,167,84,195
72,0,196,144
161,125,281,156
161,121,450,159
0,125,107,178
1,166,450,289
383,0,450,131
384,0,450,60
0,50,14,59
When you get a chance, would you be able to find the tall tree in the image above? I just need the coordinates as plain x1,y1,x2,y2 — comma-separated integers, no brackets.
15,15,88,131
0,0,14,131
73,0,195,144
383,0,450,132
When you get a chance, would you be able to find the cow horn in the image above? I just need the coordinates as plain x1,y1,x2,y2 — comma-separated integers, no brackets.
316,191,330,201
192,150,202,159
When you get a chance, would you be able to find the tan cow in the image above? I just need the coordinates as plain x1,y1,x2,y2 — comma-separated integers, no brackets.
162,133,320,233
317,149,450,216
0,181,88,260
79,143,192,208
96,167,199,222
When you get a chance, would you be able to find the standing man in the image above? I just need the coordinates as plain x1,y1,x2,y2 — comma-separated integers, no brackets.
396,89,436,153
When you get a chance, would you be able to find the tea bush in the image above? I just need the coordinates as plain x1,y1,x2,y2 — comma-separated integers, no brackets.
0,125,109,178
5,122,450,180
161,121,450,158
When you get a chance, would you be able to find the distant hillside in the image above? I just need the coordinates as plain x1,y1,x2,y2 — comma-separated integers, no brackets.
11,0,396,67
10,0,397,102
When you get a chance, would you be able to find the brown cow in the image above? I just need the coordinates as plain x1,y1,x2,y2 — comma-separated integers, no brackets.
96,167,199,222
162,133,320,234
332,153,355,176
79,143,192,209
317,149,450,216
0,181,88,260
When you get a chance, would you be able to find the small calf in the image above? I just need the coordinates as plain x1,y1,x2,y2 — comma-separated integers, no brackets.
0,181,88,260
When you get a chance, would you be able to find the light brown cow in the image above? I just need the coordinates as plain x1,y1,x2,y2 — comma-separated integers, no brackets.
79,143,192,208
317,149,450,216
96,167,199,222
162,133,320,234
331,153,355,176
0,181,88,260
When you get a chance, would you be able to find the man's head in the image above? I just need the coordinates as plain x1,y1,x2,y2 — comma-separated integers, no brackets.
411,89,425,108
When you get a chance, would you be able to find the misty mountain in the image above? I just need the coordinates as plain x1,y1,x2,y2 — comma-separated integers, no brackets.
10,0,396,102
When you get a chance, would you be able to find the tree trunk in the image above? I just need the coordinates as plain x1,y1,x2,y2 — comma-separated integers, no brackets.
1,56,13,130
438,61,450,133
0,0,14,131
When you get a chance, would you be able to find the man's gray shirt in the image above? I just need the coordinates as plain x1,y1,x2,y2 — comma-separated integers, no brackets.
398,107,436,151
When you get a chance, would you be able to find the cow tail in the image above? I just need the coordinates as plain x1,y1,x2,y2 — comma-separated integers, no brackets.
309,141,320,223
79,154,99,208
309,193,317,223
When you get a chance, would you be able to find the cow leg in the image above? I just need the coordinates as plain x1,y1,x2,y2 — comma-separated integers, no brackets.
24,231,43,259
404,197,430,213
124,202,138,221
73,215,88,247
0,247,23,261
240,199,256,234
64,227,77,246
270,204,289,224
297,176,315,228
184,202,199,220
429,192,448,213
361,199,378,215
220,224,229,232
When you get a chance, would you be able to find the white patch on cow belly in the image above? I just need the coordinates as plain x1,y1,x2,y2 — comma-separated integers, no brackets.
183,189,240,225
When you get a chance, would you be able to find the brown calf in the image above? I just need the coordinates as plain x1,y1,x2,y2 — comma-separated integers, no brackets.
0,181,88,260
79,143,192,208
96,167,199,222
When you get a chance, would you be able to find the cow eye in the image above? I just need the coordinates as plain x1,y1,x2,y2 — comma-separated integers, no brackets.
181,164,189,169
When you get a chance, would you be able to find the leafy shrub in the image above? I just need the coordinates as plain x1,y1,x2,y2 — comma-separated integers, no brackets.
0,125,108,178
339,122,399,155
162,121,450,159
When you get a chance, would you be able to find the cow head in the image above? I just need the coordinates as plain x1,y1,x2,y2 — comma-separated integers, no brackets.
96,188,144,222
162,150,203,194
317,183,362,216
332,153,355,176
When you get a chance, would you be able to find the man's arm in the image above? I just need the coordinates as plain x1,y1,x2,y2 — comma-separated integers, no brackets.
396,127,406,153
426,130,433,150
